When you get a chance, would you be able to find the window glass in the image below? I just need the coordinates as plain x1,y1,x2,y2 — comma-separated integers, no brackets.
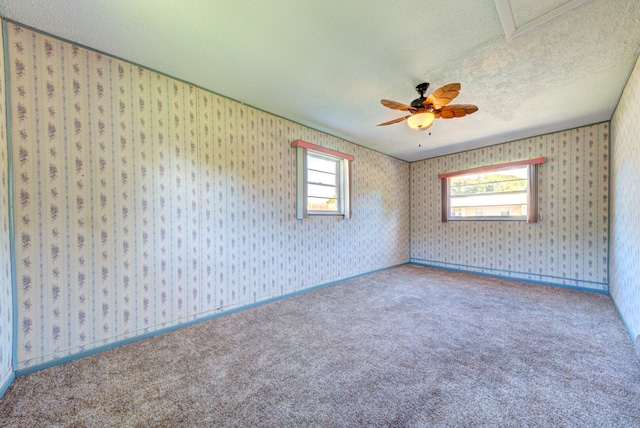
448,166,528,220
307,152,341,213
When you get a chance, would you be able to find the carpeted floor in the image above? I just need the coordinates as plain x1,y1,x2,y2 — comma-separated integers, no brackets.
1,264,639,427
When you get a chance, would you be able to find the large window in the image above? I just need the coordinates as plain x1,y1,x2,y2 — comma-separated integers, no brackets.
292,140,353,219
439,157,544,223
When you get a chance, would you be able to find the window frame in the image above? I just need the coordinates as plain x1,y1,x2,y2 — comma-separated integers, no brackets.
438,157,545,223
292,140,353,219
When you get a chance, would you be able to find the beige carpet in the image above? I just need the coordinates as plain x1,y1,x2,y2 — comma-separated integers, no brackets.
1,264,639,427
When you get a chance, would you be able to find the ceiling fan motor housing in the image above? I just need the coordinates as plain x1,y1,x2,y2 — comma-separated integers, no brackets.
410,82,430,109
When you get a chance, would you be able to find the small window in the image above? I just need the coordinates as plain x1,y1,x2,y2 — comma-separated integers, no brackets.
292,140,353,219
307,152,342,214
439,158,544,223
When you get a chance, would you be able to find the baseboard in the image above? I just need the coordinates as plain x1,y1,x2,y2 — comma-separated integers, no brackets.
15,261,409,377
409,260,609,295
0,371,15,400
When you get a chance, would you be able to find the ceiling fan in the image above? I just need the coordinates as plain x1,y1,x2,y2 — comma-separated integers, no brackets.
378,82,478,131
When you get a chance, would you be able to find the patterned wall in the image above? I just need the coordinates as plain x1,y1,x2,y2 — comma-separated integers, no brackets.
410,123,609,291
610,54,640,345
7,25,409,370
0,25,15,392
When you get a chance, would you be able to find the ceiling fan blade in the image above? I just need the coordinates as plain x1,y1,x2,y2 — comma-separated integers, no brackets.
381,99,416,111
377,115,410,126
438,104,478,119
424,83,461,109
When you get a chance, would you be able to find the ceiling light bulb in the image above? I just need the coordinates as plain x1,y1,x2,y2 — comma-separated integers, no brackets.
407,111,435,130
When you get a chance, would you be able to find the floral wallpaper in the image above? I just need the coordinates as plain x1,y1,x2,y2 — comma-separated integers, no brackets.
7,25,410,370
610,54,640,346
0,25,14,393
2,17,630,380
410,123,609,291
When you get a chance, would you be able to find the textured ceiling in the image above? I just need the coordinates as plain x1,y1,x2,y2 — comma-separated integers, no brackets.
510,0,569,27
1,0,639,162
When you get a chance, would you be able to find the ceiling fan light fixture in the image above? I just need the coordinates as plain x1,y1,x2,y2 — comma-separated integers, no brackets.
378,82,476,130
407,111,435,130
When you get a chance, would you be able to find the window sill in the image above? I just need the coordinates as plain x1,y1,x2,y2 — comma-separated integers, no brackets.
447,216,527,221
308,212,346,217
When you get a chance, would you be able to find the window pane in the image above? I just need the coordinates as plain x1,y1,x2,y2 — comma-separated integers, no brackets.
307,154,337,174
449,202,527,218
308,169,337,186
450,167,527,196
308,196,339,212
308,183,337,199
448,165,528,219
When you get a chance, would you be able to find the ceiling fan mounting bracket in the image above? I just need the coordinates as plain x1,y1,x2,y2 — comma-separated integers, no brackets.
415,82,430,96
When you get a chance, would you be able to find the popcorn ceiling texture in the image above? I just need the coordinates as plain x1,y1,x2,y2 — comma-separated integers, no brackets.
509,0,570,27
610,53,640,347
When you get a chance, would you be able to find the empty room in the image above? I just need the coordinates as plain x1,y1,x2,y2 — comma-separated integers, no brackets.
1,0,640,426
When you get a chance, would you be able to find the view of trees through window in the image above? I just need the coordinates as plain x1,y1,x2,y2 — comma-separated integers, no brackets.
450,169,527,195
448,166,528,219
